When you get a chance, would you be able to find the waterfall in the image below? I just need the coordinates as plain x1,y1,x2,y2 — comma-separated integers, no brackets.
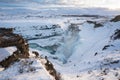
55,24,80,63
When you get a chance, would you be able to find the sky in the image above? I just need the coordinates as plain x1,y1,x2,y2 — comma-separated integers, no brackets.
0,0,120,9
0,0,58,3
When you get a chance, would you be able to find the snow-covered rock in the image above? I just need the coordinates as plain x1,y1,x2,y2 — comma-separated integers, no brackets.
0,47,17,62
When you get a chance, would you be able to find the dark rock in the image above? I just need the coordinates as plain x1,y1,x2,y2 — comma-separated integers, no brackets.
114,72,119,77
94,23,103,28
94,52,98,56
0,53,19,68
102,45,110,50
76,75,79,78
32,51,39,57
111,15,120,22
111,29,120,40
101,68,109,75
87,21,103,28
102,45,114,50
0,28,13,34
110,60,119,64
44,56,61,80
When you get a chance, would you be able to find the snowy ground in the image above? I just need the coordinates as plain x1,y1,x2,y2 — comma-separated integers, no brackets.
0,2,120,80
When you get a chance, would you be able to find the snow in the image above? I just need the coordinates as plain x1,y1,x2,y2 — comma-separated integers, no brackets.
0,47,17,62
0,58,51,80
0,1,120,80
0,19,120,80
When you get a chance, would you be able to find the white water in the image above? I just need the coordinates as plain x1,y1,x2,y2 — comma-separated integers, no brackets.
55,24,80,63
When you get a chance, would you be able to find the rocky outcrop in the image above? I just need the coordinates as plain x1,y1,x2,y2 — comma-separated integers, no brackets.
111,29,120,40
87,21,103,28
44,56,61,80
33,51,61,80
0,28,29,68
111,15,120,22
39,55,61,80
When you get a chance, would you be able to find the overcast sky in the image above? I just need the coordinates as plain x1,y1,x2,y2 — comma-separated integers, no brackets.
0,0,120,9
0,0,119,4
0,0,59,3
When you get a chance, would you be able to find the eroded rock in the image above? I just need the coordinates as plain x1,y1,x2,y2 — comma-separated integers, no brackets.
0,28,29,68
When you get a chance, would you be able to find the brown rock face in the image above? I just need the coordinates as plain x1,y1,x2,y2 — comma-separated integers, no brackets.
44,56,61,80
0,28,29,68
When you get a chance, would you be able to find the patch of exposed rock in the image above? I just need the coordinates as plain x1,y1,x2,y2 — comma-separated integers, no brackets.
111,29,120,40
111,15,120,22
39,55,61,80
87,21,103,28
0,28,29,68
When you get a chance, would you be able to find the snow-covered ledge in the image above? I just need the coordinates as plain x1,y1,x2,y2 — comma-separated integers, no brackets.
0,47,17,62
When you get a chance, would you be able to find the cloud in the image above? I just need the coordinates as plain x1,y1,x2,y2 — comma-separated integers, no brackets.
0,0,58,3
0,0,120,9
0,0,28,3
